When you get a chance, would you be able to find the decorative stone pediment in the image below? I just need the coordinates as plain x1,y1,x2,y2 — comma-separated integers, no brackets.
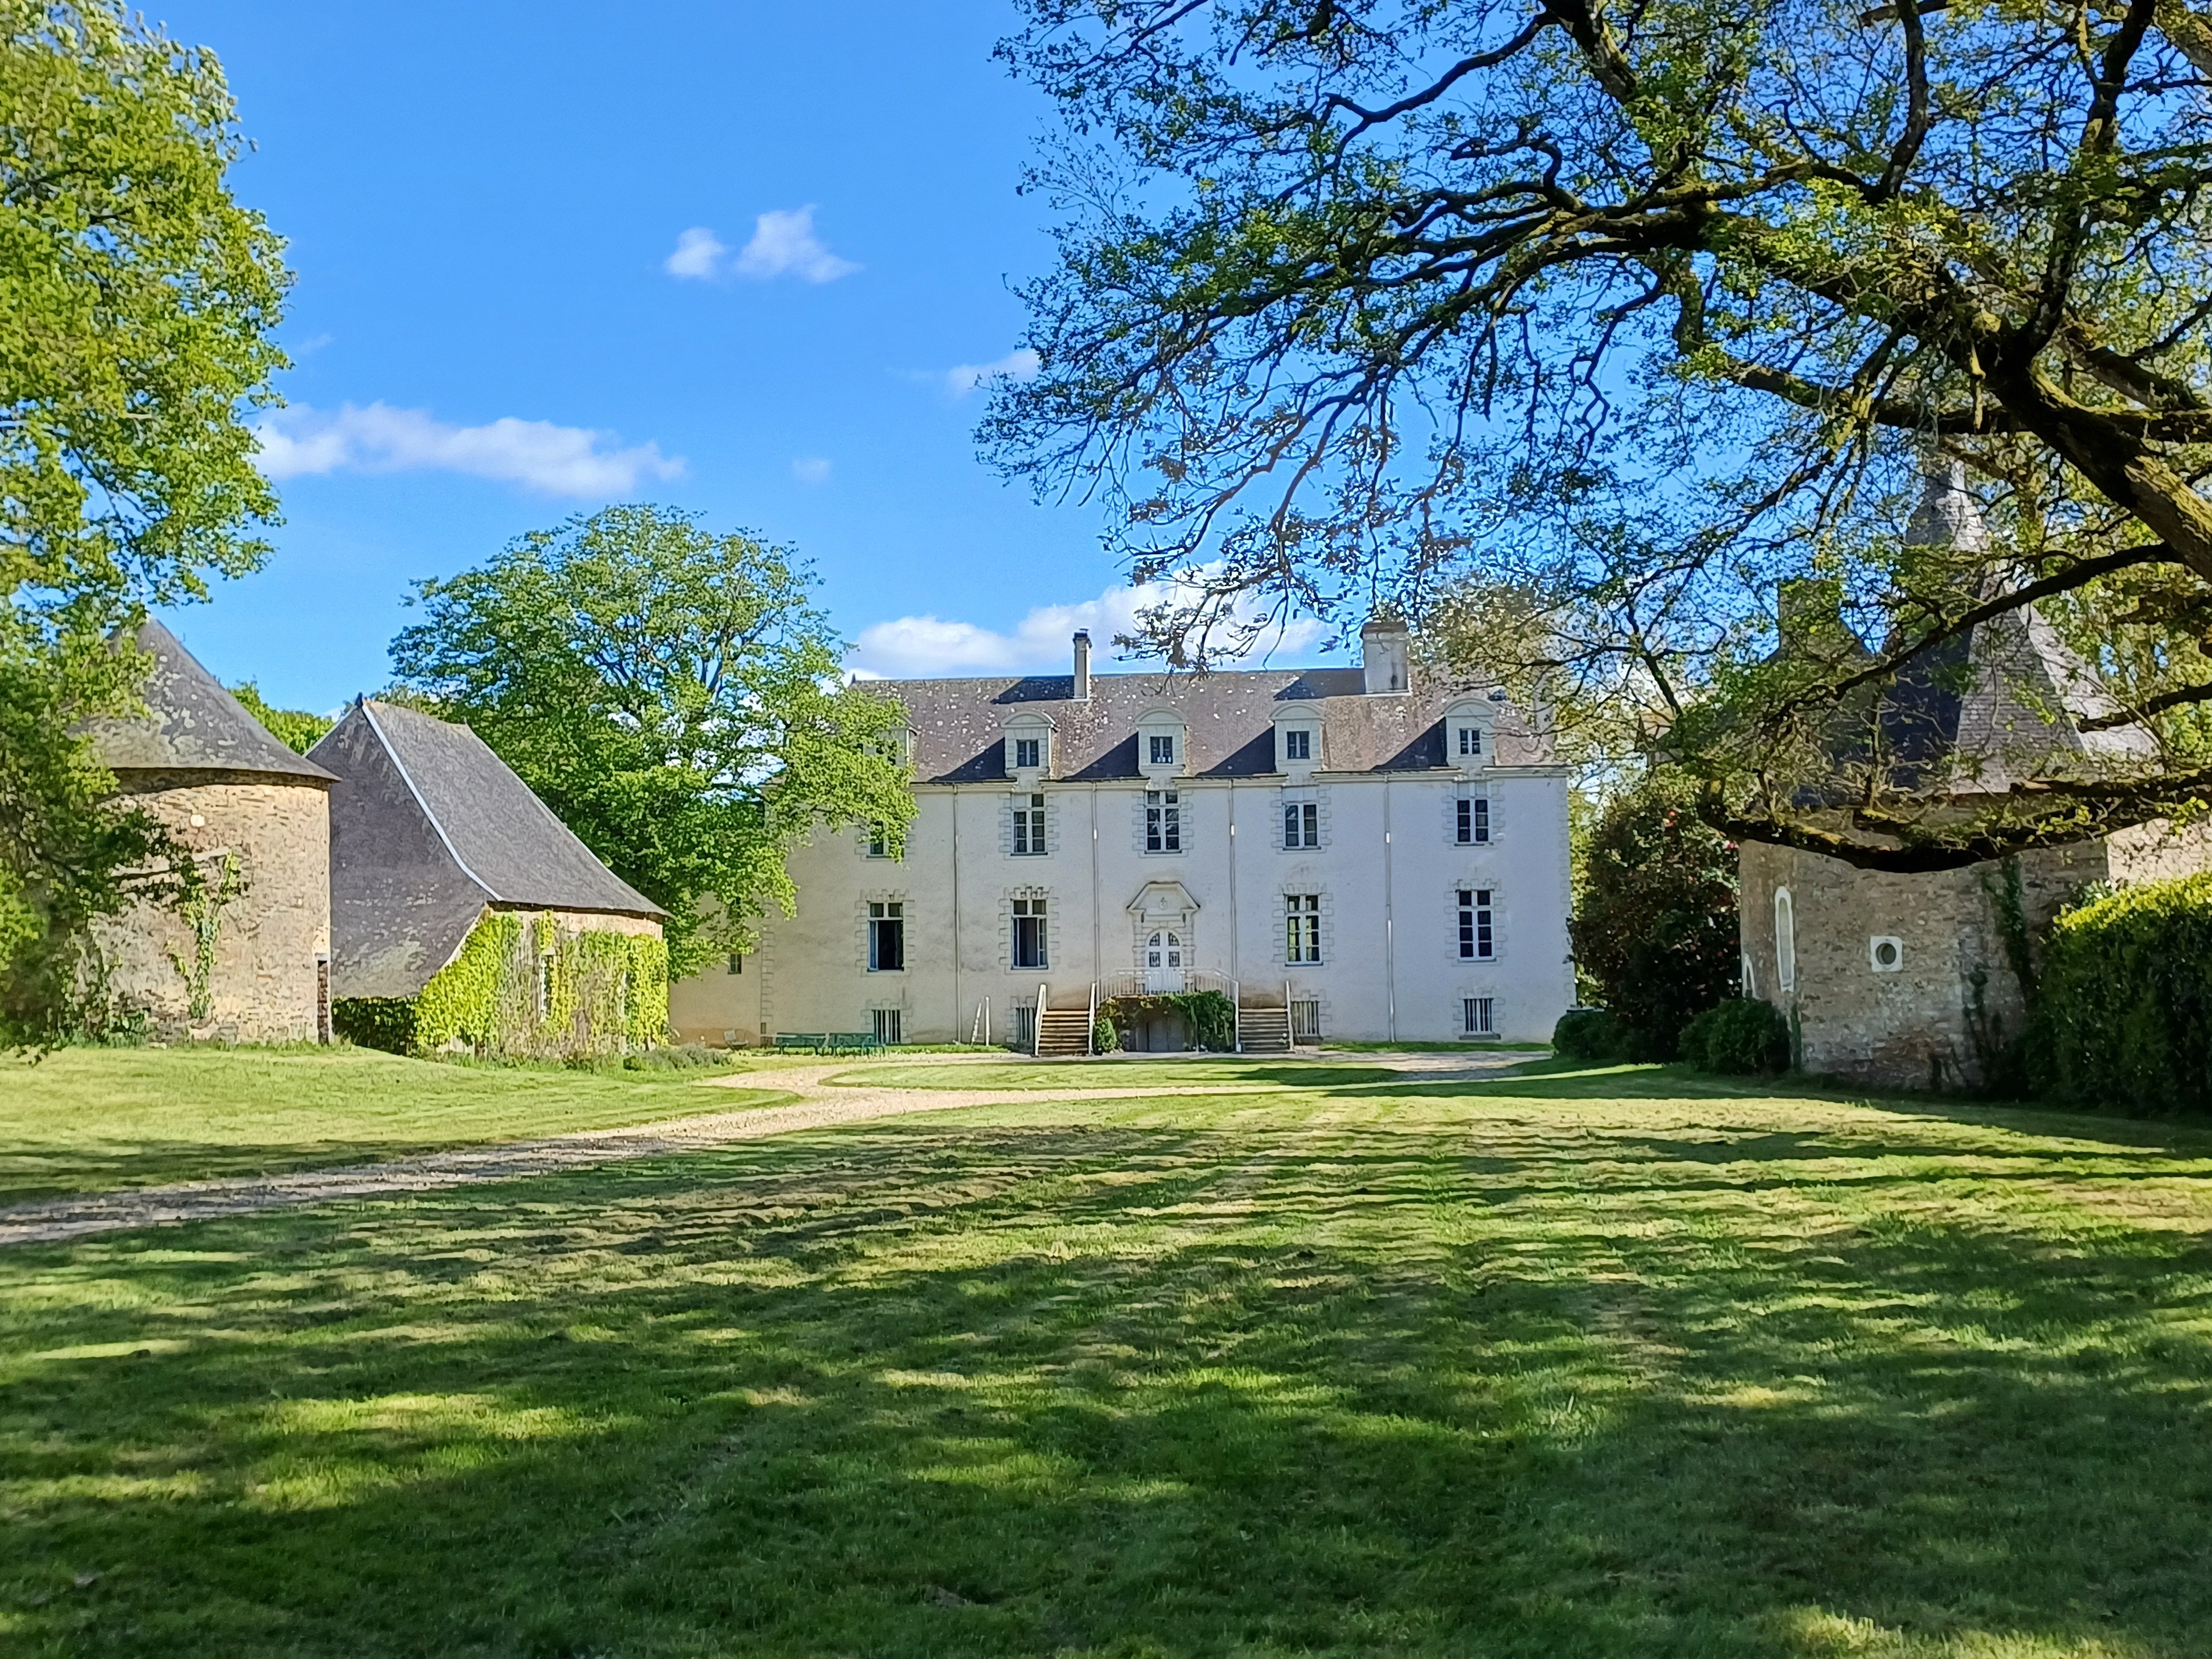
1126,879,1199,919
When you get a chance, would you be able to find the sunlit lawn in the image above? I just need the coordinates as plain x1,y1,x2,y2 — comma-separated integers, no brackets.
834,1057,1400,1090
6,1062,2212,1656
0,1047,796,1204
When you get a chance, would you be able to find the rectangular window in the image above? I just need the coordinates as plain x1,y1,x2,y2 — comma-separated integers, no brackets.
1282,728,1311,761
1010,1003,1036,1050
1458,726,1483,757
727,951,744,975
535,952,552,1017
867,823,891,858
868,901,905,972
1013,792,1046,855
1149,734,1176,766
1013,736,1041,770
1290,998,1322,1041
1282,799,1319,849
1011,897,1048,969
1456,889,1494,961
872,1008,903,1046
1462,995,1495,1036
1455,795,1490,844
1145,789,1181,853
1285,894,1322,964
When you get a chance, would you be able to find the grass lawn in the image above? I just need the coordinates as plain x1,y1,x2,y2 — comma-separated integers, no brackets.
833,1057,1401,1090
6,1061,2212,1655
0,1047,794,1204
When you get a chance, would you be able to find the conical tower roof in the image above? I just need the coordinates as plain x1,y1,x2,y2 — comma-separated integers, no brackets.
85,619,336,782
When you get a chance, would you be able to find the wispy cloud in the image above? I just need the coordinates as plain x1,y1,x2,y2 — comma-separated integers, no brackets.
664,226,727,279
791,456,832,485
253,403,684,497
733,206,859,283
943,347,1040,398
849,576,1327,679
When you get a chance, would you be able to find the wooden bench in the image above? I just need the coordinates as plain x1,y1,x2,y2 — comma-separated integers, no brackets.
773,1032,884,1054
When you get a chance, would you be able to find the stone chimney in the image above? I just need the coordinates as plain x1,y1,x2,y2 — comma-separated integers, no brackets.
1071,629,1091,701
1360,617,1411,696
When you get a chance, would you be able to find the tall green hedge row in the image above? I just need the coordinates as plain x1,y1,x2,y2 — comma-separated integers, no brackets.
2031,873,2212,1114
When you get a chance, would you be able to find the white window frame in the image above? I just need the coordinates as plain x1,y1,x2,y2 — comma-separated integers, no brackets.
1775,887,1796,993
1011,896,1050,970
1284,797,1319,849
867,900,905,973
1285,894,1323,964
1013,736,1041,770
1149,733,1176,767
1456,888,1495,961
1145,789,1182,853
1461,995,1495,1036
1013,791,1047,856
1455,793,1490,845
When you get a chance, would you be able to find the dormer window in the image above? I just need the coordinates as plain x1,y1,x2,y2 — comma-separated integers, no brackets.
1136,705,1188,779
1003,714,1055,779
1444,698,1494,775
1457,726,1483,757
1283,729,1311,762
1149,734,1175,766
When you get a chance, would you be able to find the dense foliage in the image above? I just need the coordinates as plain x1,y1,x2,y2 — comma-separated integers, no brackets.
2030,873,2212,1114
0,2,288,1040
1552,1008,1627,1063
229,682,332,755
1103,990,1238,1053
1681,998,1792,1076
335,912,669,1061
993,0,2212,869
1568,778,1740,1060
389,505,913,978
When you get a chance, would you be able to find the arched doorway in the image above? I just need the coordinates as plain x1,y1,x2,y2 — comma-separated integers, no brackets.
1144,928,1186,994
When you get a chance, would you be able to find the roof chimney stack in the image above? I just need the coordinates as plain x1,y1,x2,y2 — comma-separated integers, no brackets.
1360,617,1411,696
1072,629,1091,701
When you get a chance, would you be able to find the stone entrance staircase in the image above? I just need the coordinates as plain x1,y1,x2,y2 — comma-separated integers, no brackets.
1036,1005,1094,1057
1235,984,1294,1054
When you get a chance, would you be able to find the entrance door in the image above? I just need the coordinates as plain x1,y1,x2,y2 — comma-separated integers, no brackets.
1144,929,1186,993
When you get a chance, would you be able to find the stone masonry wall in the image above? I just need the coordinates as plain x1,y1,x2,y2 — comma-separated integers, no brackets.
90,771,331,1044
1739,838,2110,1092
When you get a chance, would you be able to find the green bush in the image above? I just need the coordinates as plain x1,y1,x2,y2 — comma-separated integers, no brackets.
1092,1013,1121,1054
2030,873,2212,1114
1680,998,1791,1075
332,998,417,1056
1552,1008,1628,1061
1100,990,1236,1052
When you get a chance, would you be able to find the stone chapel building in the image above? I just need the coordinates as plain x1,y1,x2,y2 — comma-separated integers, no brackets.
1738,467,2212,1090
671,619,1576,1050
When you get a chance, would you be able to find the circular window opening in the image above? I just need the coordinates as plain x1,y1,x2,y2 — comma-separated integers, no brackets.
1869,935,1904,972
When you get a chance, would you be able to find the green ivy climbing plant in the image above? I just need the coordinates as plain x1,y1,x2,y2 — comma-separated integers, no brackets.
335,910,668,1060
165,851,244,1025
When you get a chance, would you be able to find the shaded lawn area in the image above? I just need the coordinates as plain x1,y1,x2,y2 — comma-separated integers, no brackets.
835,1057,1403,1091
0,1047,794,1204
6,1070,2212,1656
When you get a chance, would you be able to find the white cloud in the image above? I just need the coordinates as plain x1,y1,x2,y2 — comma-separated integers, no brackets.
791,456,832,485
664,226,727,279
733,205,859,283
943,347,1040,398
849,576,1328,679
253,403,684,497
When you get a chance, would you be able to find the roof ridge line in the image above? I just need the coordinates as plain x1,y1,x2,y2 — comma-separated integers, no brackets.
359,700,504,904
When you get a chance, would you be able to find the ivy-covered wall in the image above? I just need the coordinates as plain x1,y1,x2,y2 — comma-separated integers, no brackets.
335,908,667,1059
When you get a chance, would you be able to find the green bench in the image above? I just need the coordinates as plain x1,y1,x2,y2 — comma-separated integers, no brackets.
773,1031,884,1054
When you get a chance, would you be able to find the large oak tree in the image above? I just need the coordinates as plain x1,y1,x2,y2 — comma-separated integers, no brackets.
989,0,2212,868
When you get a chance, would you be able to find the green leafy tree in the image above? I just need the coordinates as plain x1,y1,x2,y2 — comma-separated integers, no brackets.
1,2,290,1039
389,505,915,978
991,0,2212,869
229,682,332,755
1569,776,1741,1060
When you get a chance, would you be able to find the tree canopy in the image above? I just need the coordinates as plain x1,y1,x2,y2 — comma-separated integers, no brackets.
0,1,290,1038
389,505,915,979
990,0,2212,867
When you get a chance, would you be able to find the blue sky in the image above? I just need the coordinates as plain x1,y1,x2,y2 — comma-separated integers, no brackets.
149,0,1331,712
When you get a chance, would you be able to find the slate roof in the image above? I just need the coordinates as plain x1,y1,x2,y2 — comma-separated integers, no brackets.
311,699,661,999
879,667,1554,784
86,619,335,783
1873,464,2156,792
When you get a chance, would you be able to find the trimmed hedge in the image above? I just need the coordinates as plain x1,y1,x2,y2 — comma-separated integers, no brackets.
1552,1008,1628,1061
331,997,417,1056
2031,873,2212,1114
1681,998,1790,1075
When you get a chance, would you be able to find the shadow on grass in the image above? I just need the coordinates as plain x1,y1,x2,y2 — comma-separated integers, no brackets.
4,1102,2212,1657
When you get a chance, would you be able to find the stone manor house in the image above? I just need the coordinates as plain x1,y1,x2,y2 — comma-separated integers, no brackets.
671,620,1575,1051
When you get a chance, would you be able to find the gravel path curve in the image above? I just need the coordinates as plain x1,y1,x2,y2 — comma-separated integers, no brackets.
0,1051,1525,1249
